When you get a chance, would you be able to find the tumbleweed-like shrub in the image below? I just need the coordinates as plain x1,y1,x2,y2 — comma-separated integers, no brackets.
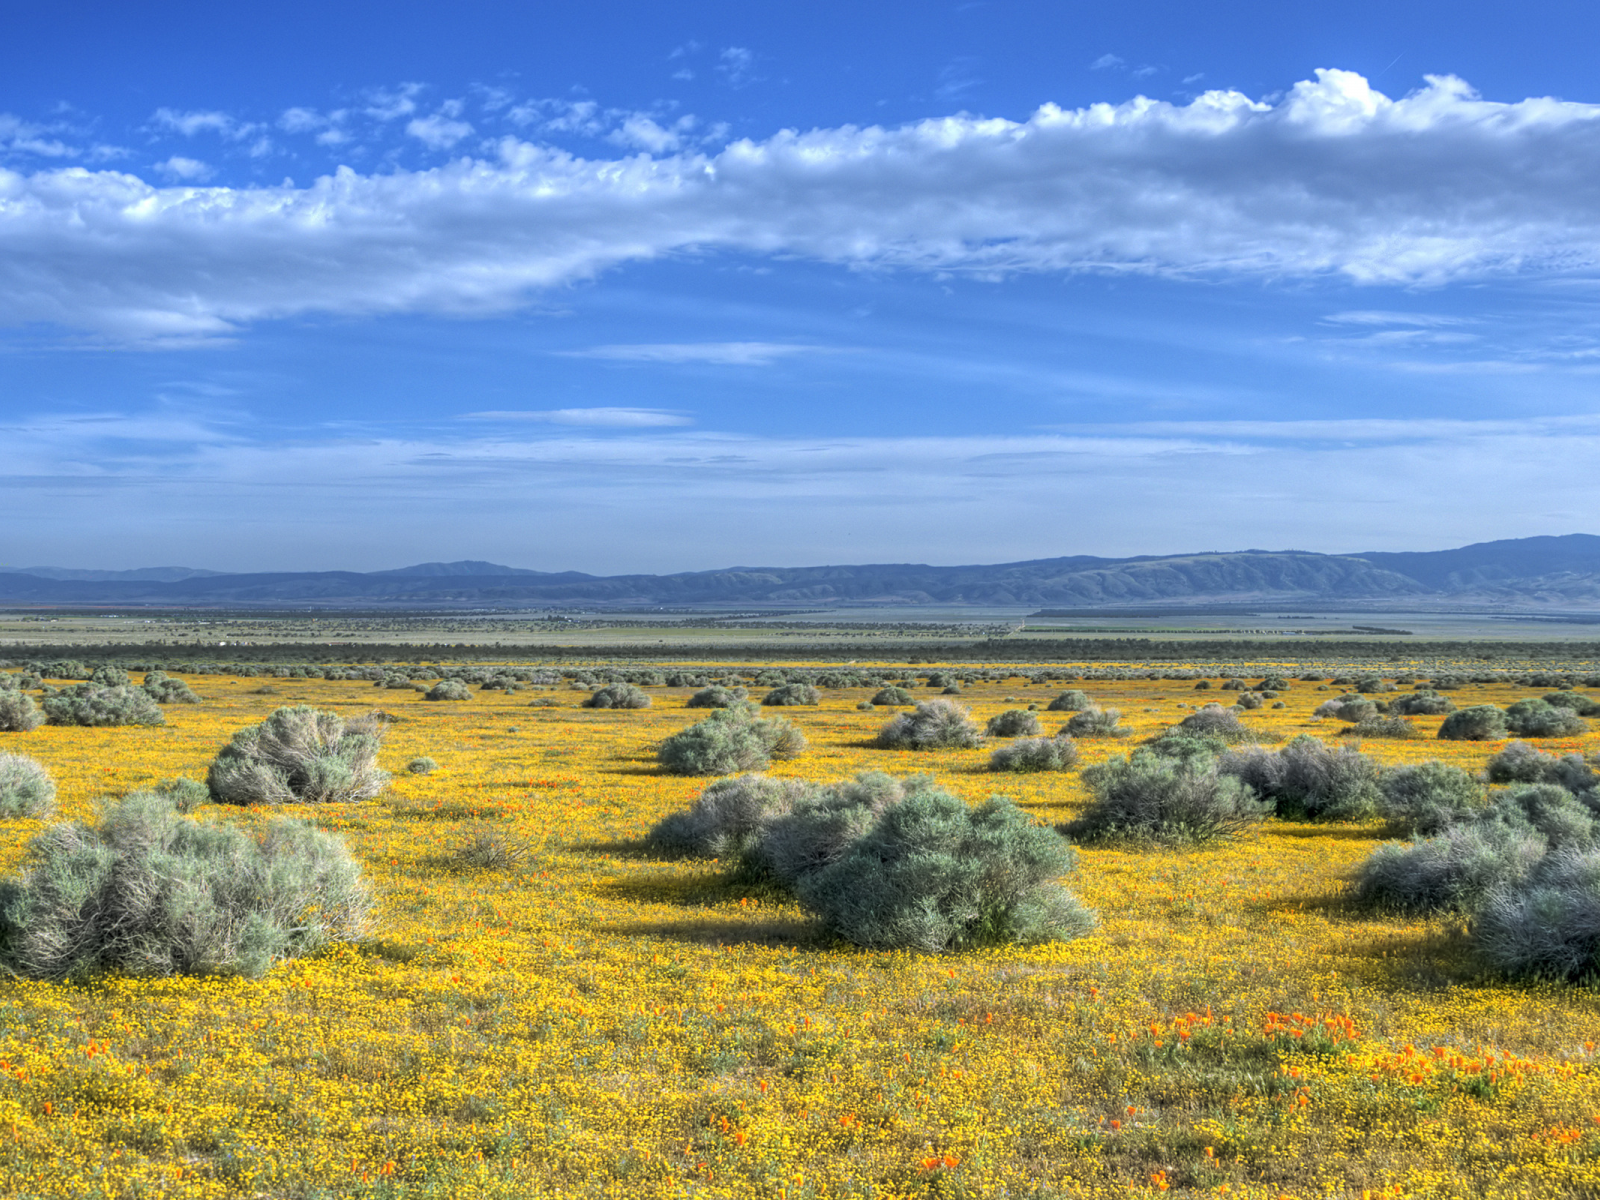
1389,689,1456,716
989,735,1080,774
1071,750,1270,845
1046,690,1092,712
1217,735,1382,820
1474,847,1600,979
0,792,373,981
646,774,812,860
42,685,165,728
762,683,821,707
756,772,921,886
423,679,472,702
870,686,915,707
207,706,390,805
875,700,982,750
1438,705,1509,741
657,707,807,775
584,683,651,709
0,691,44,733
1378,762,1483,835
406,756,438,775
795,788,1095,952
1504,698,1587,738
687,685,748,708
1352,822,1547,914
1313,695,1377,724
0,753,56,819
1062,707,1126,738
1163,704,1254,744
986,709,1041,738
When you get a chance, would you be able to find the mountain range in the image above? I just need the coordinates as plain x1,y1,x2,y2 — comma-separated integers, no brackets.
5,535,1600,608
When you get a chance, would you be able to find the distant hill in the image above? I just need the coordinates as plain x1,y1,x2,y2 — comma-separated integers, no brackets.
3,536,1599,607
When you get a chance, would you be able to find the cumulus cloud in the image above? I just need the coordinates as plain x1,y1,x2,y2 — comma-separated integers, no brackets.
11,69,1600,342
561,342,821,365
460,407,693,427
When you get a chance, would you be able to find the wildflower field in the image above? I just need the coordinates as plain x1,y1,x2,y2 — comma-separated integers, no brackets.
3,667,1600,1199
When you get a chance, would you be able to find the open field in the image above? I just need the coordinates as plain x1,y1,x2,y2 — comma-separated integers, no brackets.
3,667,1600,1197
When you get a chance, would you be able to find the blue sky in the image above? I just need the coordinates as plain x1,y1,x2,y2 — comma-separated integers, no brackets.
5,0,1600,573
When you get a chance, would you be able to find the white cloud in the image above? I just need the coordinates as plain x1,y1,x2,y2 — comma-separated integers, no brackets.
461,407,693,426
153,156,213,182
1324,310,1471,327
1090,54,1125,70
278,107,324,133
365,84,425,121
562,342,822,365
0,113,74,158
718,47,756,87
607,115,692,154
13,69,1600,342
151,108,258,140
406,114,474,149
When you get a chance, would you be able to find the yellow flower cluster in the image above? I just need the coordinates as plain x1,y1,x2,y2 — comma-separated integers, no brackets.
0,666,1595,1197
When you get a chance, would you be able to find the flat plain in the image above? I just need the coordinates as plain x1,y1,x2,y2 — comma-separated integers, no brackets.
3,665,1599,1198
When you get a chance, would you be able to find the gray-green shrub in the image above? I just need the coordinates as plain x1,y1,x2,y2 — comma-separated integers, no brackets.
989,735,1079,774
424,679,472,702
1046,690,1091,711
647,774,811,859
0,792,373,981
875,700,982,750
207,706,390,805
584,683,651,709
986,709,1041,738
1164,704,1254,744
90,665,130,687
795,789,1095,952
0,692,44,733
1344,716,1426,739
1541,690,1600,717
755,772,920,885
406,756,438,775
152,777,210,815
1313,694,1377,723
1352,823,1546,913
1474,848,1600,979
142,671,201,704
1378,762,1483,835
1071,750,1270,845
42,685,165,728
870,686,914,707
1439,705,1509,741
1217,735,1381,820
1062,707,1125,738
0,753,55,818
763,683,821,707
657,707,807,775
687,685,748,708
1504,699,1587,738
1389,690,1455,716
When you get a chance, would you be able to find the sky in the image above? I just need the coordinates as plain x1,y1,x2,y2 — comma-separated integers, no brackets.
5,0,1600,574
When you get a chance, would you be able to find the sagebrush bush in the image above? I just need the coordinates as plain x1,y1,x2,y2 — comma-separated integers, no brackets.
1355,676,1395,694
870,686,914,707
1504,698,1587,738
0,753,56,818
795,789,1095,952
1482,784,1600,848
1389,689,1456,716
207,706,390,805
1541,690,1600,716
1486,741,1597,792
1352,823,1546,913
1217,735,1382,820
1046,690,1091,711
646,774,810,860
406,756,438,775
1474,847,1600,979
1234,692,1263,710
1062,707,1125,738
1313,694,1377,723
875,700,982,750
142,671,200,704
763,683,821,707
756,772,922,886
1344,716,1426,739
1379,762,1483,835
0,691,44,733
1438,705,1509,741
423,680,471,702
657,707,807,775
42,685,165,728
989,735,1079,774
152,777,210,815
584,683,651,709
985,709,1041,738
1071,750,1270,845
452,828,536,872
1165,704,1254,744
90,665,130,687
0,793,373,981
687,685,747,708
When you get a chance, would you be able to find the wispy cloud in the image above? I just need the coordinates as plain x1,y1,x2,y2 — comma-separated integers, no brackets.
560,342,823,365
461,407,693,427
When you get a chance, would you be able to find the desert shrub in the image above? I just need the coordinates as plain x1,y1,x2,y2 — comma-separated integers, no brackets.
1217,735,1381,820
584,683,651,710
1481,784,1600,847
451,828,536,872
1072,750,1269,845
1354,676,1395,694
875,700,982,750
658,708,807,776
207,707,389,805
0,793,373,981
1257,676,1289,691
0,754,56,819
687,685,747,708
1193,680,1212,691
646,774,811,860
1062,707,1125,738
1344,716,1426,739
151,778,209,815
90,665,130,687
941,685,963,695
1234,692,1263,710
1046,690,1092,711
1220,679,1247,692
1313,694,1377,723
406,756,438,775
1389,690,1456,716
0,692,44,733
989,735,1079,774
1439,705,1509,741
1352,823,1546,914
763,683,821,707
756,772,921,885
424,680,471,702
870,686,915,707
42,686,165,728
795,789,1095,952
1378,762,1484,835
1541,690,1600,716
142,671,200,704
1164,704,1254,744
1486,741,1597,791
1504,698,1587,738
1474,847,1600,979
986,709,1041,738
